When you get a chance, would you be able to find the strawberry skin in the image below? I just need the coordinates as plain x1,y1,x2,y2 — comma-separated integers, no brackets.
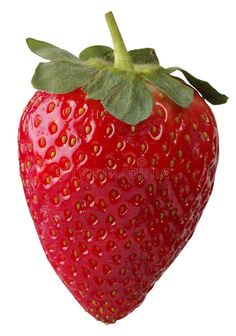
18,87,218,323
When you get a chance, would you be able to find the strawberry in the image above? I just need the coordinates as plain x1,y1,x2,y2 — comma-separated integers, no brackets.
18,11,228,323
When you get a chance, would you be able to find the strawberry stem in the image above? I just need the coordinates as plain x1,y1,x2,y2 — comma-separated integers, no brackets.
105,11,133,71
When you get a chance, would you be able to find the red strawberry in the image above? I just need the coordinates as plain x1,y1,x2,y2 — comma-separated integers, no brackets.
18,12,227,323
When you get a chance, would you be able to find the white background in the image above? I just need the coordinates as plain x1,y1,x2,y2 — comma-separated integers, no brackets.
0,0,235,335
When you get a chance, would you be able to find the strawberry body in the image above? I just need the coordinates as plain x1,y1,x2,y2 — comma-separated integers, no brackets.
18,87,218,323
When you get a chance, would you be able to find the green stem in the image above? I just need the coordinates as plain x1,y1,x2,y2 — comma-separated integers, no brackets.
105,11,133,71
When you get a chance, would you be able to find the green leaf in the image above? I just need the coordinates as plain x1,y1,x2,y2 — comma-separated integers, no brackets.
32,61,98,93
85,68,153,124
79,45,114,63
84,69,119,100
165,67,228,105
26,38,80,63
143,72,194,108
79,46,160,66
128,48,159,65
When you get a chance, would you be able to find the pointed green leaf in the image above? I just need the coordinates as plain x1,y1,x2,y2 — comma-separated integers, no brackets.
128,48,159,65
26,38,80,63
103,76,153,124
85,68,153,124
79,45,114,63
144,72,194,108
79,46,159,66
32,61,98,93
165,67,228,105
84,69,119,100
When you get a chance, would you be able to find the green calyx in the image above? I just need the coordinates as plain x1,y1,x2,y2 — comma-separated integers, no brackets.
27,11,228,125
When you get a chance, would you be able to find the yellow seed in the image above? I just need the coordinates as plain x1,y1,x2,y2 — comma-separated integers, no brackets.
39,137,46,147
170,159,175,168
99,172,105,181
86,231,92,239
192,123,198,130
160,211,164,219
167,201,172,208
185,162,190,170
73,250,79,258
174,116,180,124
100,110,106,118
108,159,113,167
85,125,91,134
37,159,42,167
125,241,132,248
78,107,84,115
46,176,51,184
50,229,57,237
26,160,32,168
34,99,40,107
87,172,93,181
33,195,39,204
194,148,200,156
87,195,93,202
169,131,174,140
202,131,209,139
50,150,56,158
151,126,157,134
64,162,70,171
76,202,81,210
120,267,126,275
131,125,136,132
126,156,133,164
151,158,156,166
106,126,112,135
62,240,68,247
99,307,104,314
62,188,68,195
51,125,57,133
61,135,67,144
157,109,162,117
162,144,167,152
184,134,190,142
73,179,79,188
93,144,99,154
53,215,59,223
178,150,183,158
119,228,125,235
48,102,55,112
148,185,153,193
141,143,146,152
116,141,123,149
79,153,84,161
70,137,76,146
65,107,71,116
108,215,114,223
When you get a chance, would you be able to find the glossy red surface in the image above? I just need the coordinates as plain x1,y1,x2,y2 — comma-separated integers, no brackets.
18,87,218,323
